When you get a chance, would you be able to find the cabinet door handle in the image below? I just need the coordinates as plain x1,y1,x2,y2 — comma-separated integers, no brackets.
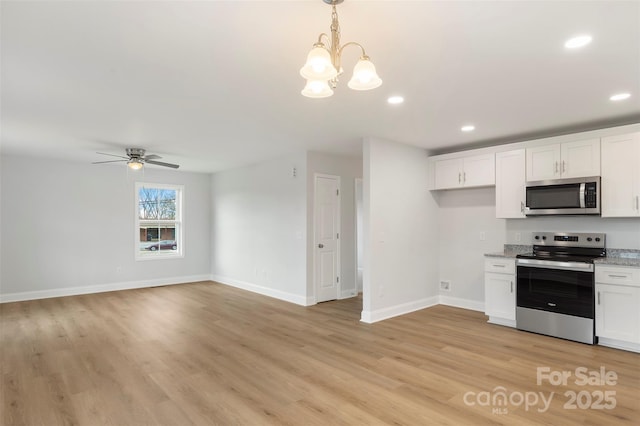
555,161,559,174
597,291,601,305
636,195,639,211
463,172,466,183
510,281,513,293
562,160,566,173
458,172,461,183
492,264,506,268
520,201,525,214
607,274,627,279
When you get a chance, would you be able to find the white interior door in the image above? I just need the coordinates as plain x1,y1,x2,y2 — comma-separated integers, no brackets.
314,174,340,303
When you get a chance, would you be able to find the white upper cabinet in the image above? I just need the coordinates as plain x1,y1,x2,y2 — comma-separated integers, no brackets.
434,158,464,189
526,139,600,181
495,149,526,218
601,132,640,217
433,153,495,190
526,144,560,181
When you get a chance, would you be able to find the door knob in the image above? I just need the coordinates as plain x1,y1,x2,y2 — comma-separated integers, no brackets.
318,244,324,248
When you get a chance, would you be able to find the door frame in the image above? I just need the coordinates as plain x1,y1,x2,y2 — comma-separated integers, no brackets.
313,173,341,303
355,177,363,294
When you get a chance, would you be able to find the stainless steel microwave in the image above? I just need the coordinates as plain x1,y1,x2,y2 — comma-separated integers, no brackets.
525,176,600,216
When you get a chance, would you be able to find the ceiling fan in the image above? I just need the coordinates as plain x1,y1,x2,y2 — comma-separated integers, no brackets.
92,148,179,170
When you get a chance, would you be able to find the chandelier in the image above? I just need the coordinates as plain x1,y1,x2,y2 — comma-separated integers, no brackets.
300,0,382,98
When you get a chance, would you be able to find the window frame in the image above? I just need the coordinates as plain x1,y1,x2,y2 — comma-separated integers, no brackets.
135,182,184,261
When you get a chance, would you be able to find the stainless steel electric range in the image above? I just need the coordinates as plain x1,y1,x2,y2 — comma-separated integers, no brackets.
515,232,606,344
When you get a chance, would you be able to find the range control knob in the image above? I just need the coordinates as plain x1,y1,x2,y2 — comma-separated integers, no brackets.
542,236,547,240
595,237,601,242
534,235,540,240
587,237,593,242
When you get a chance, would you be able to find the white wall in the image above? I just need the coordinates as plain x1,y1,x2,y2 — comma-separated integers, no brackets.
306,151,362,300
362,138,440,323
435,187,505,310
210,152,309,305
0,154,211,302
355,178,363,292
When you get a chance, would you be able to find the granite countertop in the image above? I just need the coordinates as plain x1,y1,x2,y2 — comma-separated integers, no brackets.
485,244,532,259
594,249,640,267
486,246,640,267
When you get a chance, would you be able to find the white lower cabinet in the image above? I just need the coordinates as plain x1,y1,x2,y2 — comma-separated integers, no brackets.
595,265,640,352
484,258,516,327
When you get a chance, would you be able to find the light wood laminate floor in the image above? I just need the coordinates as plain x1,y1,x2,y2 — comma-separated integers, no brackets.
2,281,639,425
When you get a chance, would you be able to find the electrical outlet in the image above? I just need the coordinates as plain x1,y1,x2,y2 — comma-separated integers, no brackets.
479,232,486,241
440,280,451,291
515,232,522,242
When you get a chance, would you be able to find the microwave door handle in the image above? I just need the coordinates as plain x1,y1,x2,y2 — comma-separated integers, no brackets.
579,183,586,208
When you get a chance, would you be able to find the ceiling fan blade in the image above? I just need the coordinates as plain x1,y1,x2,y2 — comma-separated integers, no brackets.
145,159,180,169
92,160,128,164
96,152,129,159
143,154,161,160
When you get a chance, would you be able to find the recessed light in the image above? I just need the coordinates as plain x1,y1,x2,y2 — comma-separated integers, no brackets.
461,125,475,132
387,96,404,105
610,93,631,101
564,35,592,49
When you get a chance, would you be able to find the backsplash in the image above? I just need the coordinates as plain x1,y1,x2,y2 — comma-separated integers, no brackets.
506,216,640,249
606,248,640,259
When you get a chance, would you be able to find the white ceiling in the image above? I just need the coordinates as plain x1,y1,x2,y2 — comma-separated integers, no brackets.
2,0,639,173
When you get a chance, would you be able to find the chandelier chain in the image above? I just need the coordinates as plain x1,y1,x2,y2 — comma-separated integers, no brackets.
329,5,342,87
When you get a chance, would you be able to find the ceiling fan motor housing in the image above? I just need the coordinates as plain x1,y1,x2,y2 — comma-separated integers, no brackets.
126,148,146,158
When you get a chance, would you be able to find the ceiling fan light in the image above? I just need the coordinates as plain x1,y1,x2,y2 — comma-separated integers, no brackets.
347,57,382,91
127,159,144,170
300,45,338,80
301,79,334,98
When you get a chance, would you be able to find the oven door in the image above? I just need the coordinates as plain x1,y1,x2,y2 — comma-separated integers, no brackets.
516,263,594,319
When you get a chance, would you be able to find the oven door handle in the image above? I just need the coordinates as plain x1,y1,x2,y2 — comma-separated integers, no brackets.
516,258,594,272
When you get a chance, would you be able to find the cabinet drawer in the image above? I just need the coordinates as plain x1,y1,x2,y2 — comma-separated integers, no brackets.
485,258,516,274
595,266,640,287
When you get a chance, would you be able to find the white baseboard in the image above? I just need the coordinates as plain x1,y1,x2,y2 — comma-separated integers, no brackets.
211,274,313,306
438,295,484,312
360,296,439,323
487,317,517,328
598,337,640,353
0,274,212,304
340,289,358,299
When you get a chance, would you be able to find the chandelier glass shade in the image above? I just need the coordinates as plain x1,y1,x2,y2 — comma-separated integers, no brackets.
301,79,334,98
300,0,381,98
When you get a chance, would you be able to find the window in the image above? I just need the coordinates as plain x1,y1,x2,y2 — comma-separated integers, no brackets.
136,183,183,259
